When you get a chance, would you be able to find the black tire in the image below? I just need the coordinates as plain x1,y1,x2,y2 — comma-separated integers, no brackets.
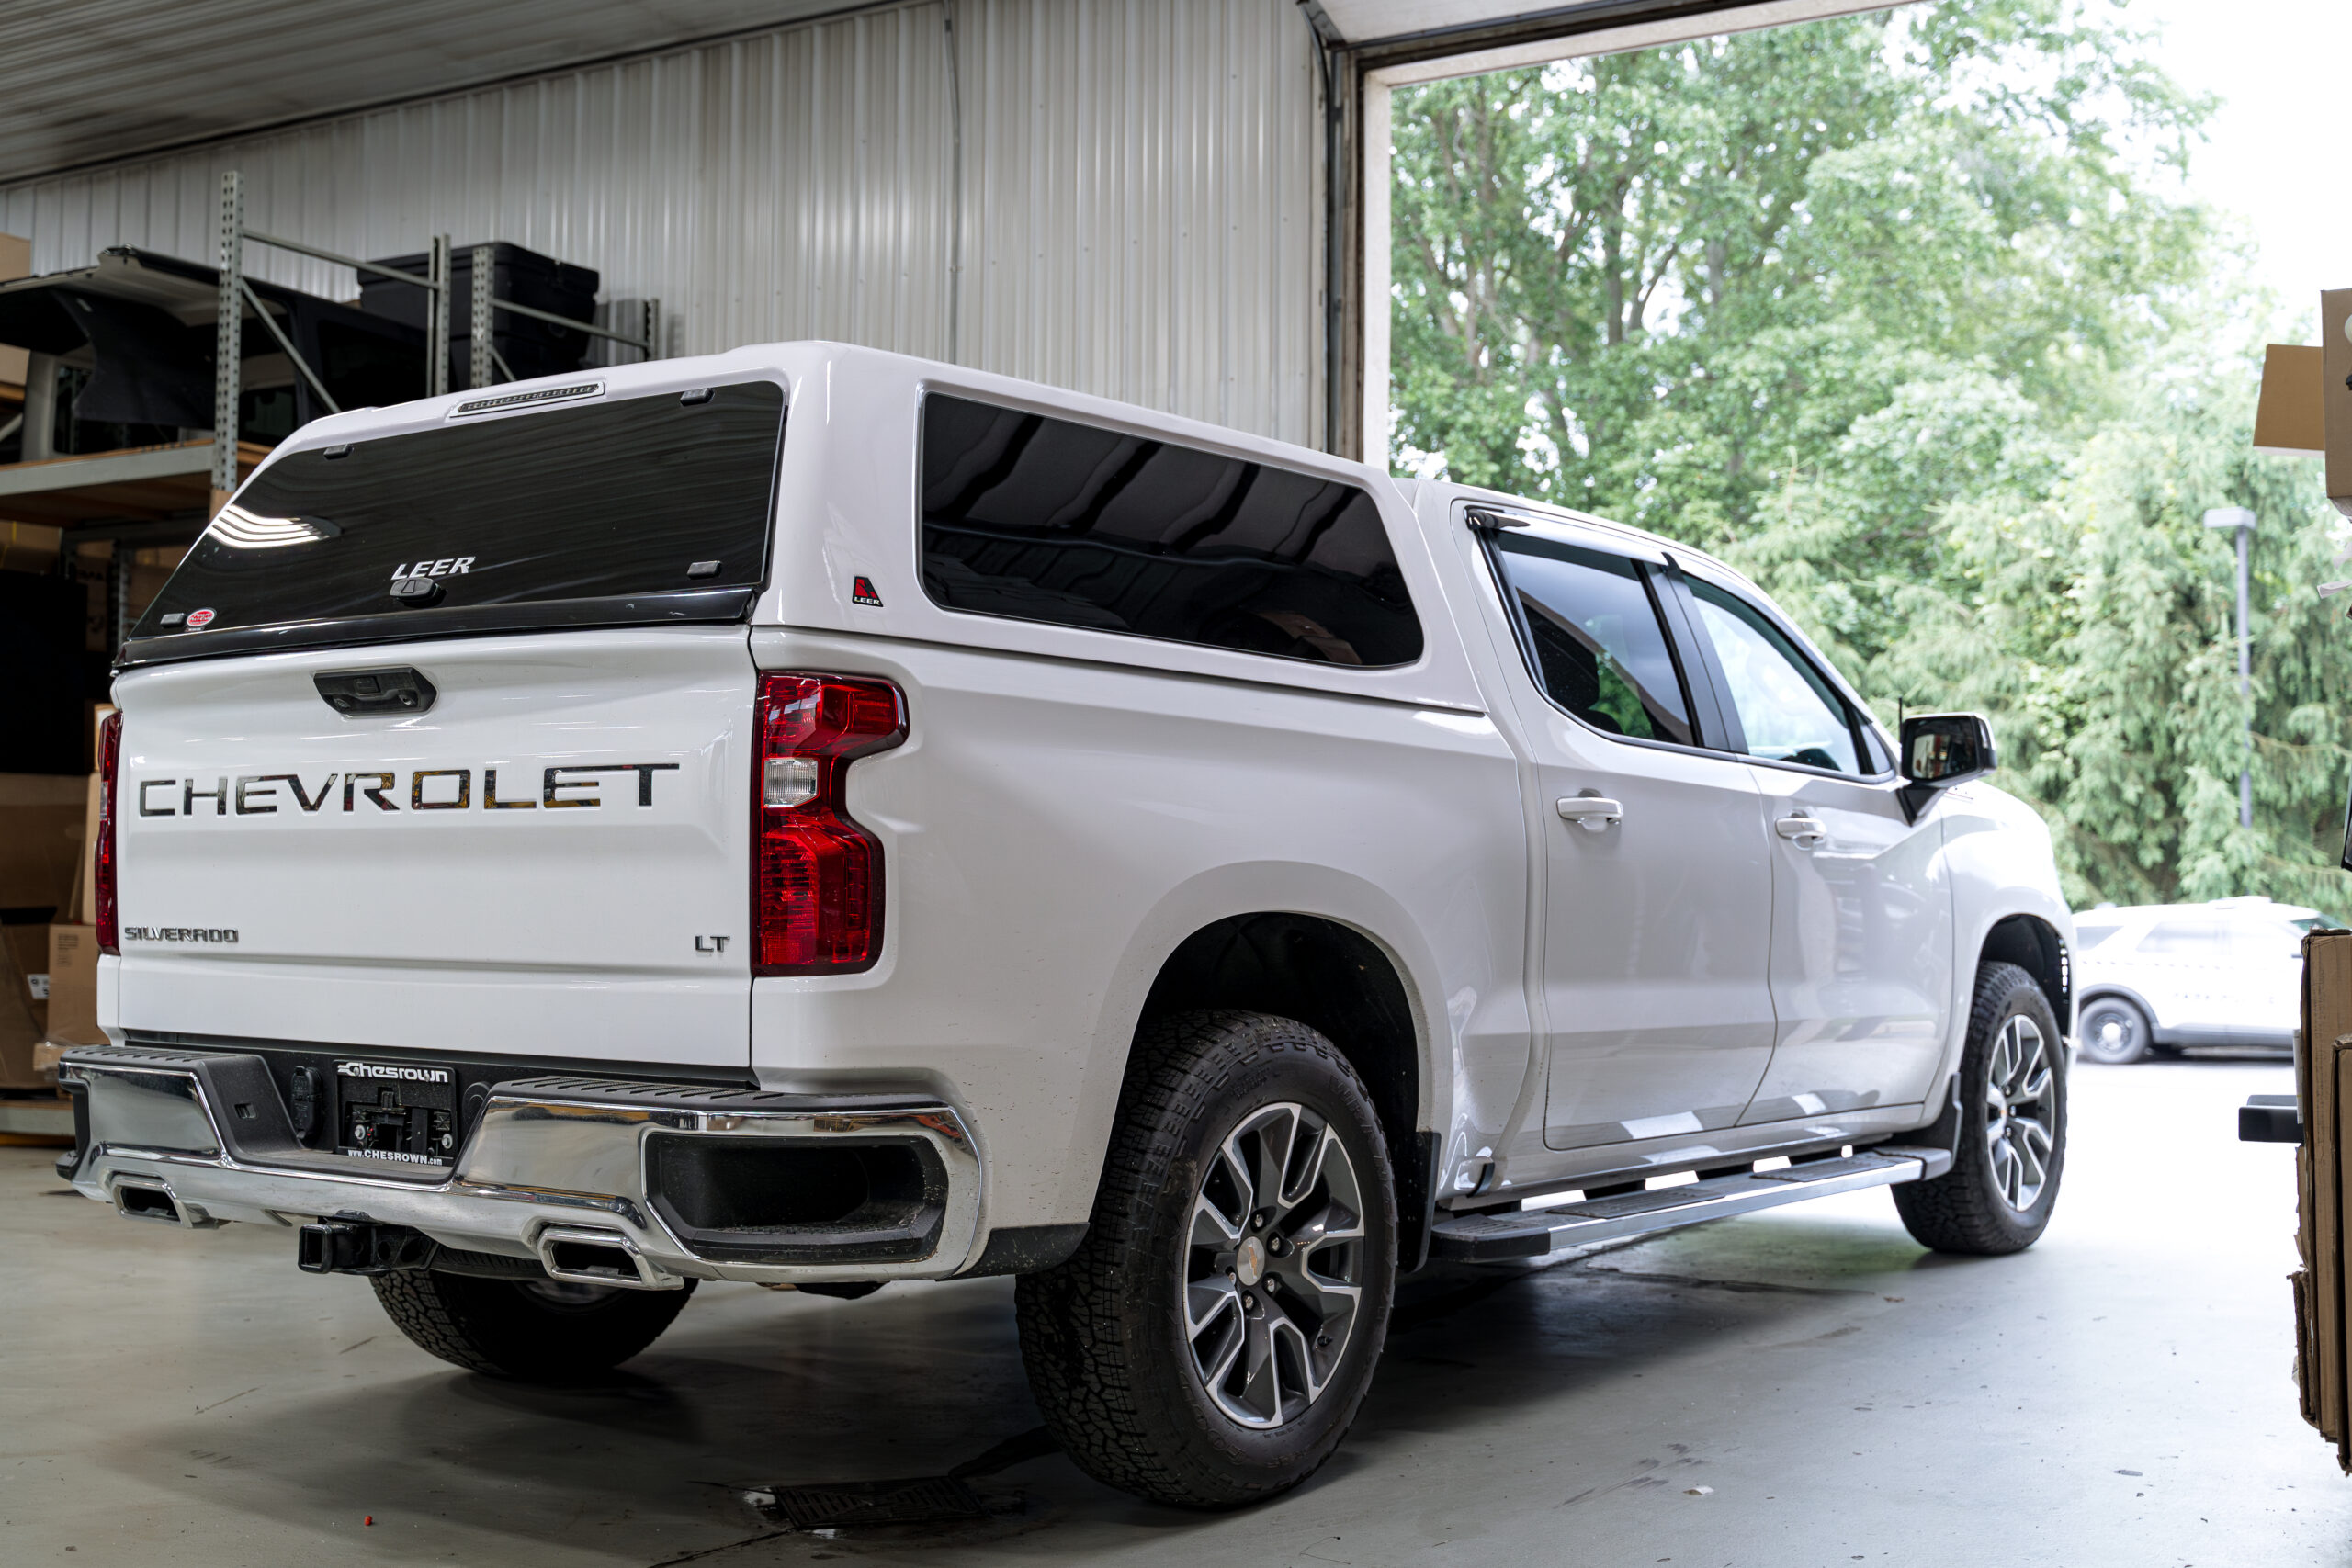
1894,962,2067,1256
1016,1010,1397,1510
370,1269,695,1382
2077,995,2151,1065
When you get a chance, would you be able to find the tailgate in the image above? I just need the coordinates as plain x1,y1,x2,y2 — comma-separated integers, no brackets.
111,627,754,1069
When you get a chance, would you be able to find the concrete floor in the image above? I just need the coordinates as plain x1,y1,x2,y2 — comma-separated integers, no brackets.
2,1057,2343,1567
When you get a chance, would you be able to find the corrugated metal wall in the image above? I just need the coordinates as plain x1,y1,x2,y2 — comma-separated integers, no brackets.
0,0,1323,446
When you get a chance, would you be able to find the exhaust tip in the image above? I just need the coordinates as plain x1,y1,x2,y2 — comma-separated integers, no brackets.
536,1225,681,1291
116,1180,182,1224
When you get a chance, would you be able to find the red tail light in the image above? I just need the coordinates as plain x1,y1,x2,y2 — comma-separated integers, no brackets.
752,673,907,976
96,710,122,954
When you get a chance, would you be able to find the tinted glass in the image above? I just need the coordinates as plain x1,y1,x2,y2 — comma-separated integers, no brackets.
2228,920,2303,958
135,382,785,641
1489,534,1693,744
2139,919,2222,954
2073,921,2120,951
920,395,1422,667
1690,580,1860,773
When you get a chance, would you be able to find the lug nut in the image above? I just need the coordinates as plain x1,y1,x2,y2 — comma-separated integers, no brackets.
1241,1292,1255,1310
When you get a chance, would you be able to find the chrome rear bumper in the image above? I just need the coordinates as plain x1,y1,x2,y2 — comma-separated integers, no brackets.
59,1044,982,1287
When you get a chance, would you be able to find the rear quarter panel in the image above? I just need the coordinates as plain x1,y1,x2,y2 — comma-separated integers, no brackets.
743,628,1530,1239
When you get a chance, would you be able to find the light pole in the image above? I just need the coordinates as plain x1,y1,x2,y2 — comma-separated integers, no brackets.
2203,506,2258,829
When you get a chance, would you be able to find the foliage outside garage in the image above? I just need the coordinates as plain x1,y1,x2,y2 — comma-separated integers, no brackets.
1388,0,2349,912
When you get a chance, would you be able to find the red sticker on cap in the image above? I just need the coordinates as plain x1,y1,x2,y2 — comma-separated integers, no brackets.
186,607,217,629
850,576,883,607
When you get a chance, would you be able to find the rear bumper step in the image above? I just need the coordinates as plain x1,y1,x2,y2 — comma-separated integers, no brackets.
1428,1147,1951,1263
57,1043,983,1286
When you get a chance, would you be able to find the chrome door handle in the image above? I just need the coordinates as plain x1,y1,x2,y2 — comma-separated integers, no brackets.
1776,814,1827,849
1556,796,1624,832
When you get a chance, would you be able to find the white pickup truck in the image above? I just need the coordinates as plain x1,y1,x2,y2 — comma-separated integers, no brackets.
61,343,2074,1509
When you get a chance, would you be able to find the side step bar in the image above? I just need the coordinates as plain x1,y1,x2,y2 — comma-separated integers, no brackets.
1427,1147,1952,1263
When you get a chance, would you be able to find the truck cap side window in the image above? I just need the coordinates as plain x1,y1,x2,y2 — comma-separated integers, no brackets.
1684,578,1862,774
1486,531,1695,746
918,394,1424,668
128,381,786,660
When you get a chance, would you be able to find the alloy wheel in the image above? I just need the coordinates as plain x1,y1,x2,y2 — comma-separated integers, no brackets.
1182,1102,1366,1428
1984,1014,2056,1211
2079,1001,2144,1065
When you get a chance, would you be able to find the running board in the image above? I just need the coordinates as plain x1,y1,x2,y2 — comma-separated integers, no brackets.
1426,1147,1952,1263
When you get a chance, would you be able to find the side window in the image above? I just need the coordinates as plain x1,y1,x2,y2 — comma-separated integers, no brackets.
2138,918,2221,954
2073,920,2122,952
1688,580,1860,774
2227,920,2301,961
919,395,1424,667
1487,533,1695,746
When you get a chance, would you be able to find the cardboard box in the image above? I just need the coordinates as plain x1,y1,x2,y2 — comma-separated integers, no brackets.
0,920,51,1089
2297,930,2352,1471
66,770,99,924
0,773,87,913
0,522,62,576
0,231,25,389
44,922,99,1049
2256,343,2324,457
2326,290,2352,522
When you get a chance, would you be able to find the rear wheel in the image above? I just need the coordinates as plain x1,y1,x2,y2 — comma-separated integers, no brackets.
2077,996,2152,1065
1894,962,2066,1256
371,1269,695,1382
1016,1010,1397,1510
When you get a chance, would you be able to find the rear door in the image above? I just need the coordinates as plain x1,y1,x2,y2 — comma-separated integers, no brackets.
2221,915,2303,1043
2131,915,2229,1034
1476,524,1780,1153
1671,573,1954,1118
110,381,785,1070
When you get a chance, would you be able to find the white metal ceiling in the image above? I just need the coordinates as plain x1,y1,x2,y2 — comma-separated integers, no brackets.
1,0,1326,447
0,0,1850,186
0,0,849,184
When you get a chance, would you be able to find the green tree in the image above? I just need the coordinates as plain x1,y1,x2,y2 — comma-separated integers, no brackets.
1877,355,2352,911
1390,0,2351,909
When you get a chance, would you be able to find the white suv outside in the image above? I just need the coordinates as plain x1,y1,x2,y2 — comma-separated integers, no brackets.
60,343,2075,1509
2075,897,2327,1064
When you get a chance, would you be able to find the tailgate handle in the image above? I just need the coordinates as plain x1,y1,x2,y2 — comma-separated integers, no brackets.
315,667,437,717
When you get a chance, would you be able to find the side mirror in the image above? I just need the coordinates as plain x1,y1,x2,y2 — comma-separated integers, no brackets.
1897,715,1996,822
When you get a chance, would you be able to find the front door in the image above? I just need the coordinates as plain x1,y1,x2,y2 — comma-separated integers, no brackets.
1676,575,1954,1118
1476,525,1780,1153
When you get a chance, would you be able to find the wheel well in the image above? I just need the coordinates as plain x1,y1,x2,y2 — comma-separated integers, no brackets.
1139,913,1430,1265
1982,914,2070,1028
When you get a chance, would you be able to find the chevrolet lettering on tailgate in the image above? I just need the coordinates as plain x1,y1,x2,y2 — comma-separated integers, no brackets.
134,764,680,816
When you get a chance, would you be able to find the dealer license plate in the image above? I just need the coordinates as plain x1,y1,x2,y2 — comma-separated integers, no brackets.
335,1058,459,1168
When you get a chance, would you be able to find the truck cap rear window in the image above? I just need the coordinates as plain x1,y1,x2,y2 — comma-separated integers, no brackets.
125,381,785,663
